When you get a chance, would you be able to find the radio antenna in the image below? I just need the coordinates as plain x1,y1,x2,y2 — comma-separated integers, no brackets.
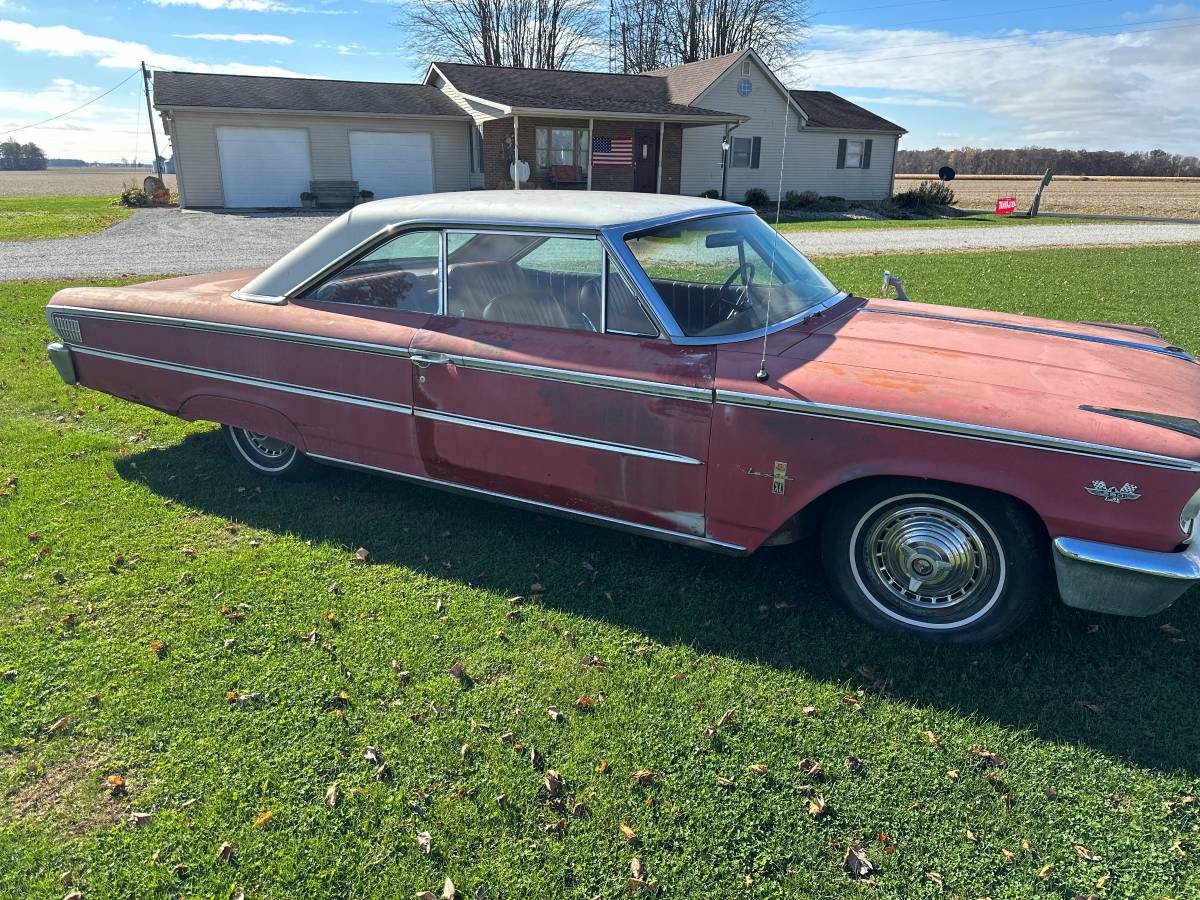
755,85,793,383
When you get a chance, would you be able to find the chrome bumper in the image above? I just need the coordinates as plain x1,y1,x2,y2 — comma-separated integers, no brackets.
47,342,77,385
1053,536,1200,617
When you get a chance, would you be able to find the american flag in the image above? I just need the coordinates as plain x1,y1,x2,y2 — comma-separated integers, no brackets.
592,136,633,166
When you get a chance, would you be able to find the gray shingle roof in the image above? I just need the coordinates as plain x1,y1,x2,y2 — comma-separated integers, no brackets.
644,51,744,105
432,62,740,119
154,71,469,118
788,90,905,133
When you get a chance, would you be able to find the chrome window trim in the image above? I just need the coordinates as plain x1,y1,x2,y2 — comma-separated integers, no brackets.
414,407,703,465
437,228,448,316
716,389,1200,472
602,210,847,345
231,289,287,305
307,452,746,554
70,346,414,416
602,251,661,339
864,307,1197,363
47,306,414,360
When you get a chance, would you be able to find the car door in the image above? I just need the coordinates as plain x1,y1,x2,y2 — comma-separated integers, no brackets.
286,229,442,474
410,229,715,538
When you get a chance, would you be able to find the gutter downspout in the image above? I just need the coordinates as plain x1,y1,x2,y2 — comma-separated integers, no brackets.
656,120,664,193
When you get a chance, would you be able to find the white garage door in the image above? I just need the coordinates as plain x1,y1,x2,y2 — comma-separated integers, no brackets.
216,126,312,208
350,131,434,199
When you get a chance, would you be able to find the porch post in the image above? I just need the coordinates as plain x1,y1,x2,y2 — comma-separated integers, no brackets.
656,120,665,193
513,114,520,191
587,117,594,191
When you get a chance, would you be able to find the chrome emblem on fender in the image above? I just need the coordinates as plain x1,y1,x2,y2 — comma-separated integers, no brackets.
1085,480,1142,503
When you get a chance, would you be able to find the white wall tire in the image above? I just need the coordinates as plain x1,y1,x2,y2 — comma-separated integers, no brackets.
222,425,321,481
822,480,1046,643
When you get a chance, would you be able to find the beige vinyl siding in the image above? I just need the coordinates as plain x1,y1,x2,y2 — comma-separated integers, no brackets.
677,55,900,203
166,109,470,207
433,74,503,189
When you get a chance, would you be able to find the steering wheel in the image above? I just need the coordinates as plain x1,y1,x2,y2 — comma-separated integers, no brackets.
717,262,756,319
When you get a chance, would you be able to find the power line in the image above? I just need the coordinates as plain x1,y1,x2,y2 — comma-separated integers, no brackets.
0,69,140,134
807,14,1200,64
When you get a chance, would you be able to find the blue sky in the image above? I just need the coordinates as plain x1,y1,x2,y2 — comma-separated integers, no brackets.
1,0,1197,161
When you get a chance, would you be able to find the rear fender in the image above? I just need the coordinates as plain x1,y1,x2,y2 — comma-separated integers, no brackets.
178,395,307,451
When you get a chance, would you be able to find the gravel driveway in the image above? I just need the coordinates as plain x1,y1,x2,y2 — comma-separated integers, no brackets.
3,208,1199,282
1,208,337,282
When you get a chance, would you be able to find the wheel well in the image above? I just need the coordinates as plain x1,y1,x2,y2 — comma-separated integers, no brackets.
769,475,1050,547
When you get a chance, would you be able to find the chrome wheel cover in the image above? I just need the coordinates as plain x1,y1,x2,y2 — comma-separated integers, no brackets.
241,429,291,460
860,503,992,613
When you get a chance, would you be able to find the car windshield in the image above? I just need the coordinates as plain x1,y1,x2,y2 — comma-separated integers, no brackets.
624,213,840,338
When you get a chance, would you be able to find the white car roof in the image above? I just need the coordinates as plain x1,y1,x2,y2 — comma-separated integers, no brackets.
240,190,744,299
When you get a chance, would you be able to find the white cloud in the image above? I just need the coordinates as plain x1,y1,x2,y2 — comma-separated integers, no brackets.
174,32,294,44
796,13,1200,153
148,0,347,13
0,19,316,76
0,79,149,161
844,95,966,109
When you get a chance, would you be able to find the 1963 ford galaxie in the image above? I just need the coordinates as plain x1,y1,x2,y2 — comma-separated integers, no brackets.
45,192,1200,642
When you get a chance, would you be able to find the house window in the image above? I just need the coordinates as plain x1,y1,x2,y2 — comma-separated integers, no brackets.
727,136,762,169
844,140,865,168
741,60,751,76
535,127,589,170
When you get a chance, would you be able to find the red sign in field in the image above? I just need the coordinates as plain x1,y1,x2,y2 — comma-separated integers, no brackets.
995,197,1019,215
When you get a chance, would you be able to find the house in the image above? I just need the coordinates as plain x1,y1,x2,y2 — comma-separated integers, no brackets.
154,50,905,209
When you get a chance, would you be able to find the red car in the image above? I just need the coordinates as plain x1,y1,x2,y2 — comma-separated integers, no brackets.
45,192,1200,642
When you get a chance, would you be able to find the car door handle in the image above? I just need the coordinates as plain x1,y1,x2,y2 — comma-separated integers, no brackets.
410,351,450,369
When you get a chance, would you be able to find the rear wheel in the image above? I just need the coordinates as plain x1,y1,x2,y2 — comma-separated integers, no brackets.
222,425,321,481
821,480,1045,643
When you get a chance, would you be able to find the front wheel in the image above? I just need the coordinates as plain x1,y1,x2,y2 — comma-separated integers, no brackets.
821,480,1046,644
222,425,322,481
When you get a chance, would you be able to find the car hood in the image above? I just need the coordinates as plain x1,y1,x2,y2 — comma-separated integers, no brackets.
757,297,1200,462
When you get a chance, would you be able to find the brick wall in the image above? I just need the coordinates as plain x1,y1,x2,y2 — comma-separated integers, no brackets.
482,116,682,195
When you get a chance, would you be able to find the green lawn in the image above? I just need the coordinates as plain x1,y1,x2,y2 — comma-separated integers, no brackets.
0,196,131,242
3,245,1200,899
775,213,1107,232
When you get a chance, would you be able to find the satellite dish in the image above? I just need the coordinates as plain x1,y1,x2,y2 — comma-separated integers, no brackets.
510,159,530,184
938,166,956,182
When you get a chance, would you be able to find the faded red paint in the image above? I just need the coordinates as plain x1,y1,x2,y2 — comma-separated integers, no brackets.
47,271,1200,557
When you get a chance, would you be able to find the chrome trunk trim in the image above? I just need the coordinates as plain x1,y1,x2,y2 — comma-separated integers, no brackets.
863,307,1196,362
715,389,1200,472
307,453,746,554
46,305,414,360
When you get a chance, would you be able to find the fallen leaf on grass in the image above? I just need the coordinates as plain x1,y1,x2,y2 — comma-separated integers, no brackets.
844,845,873,878
808,796,828,818
967,745,1005,768
48,715,72,734
416,831,432,854
130,811,153,827
441,877,457,899
544,770,565,797
1038,864,1053,878
925,871,943,889
354,547,371,563
716,776,734,789
923,730,941,749
798,759,823,779
845,756,866,774
253,810,273,828
547,706,562,722
105,774,126,796
716,709,736,729
324,784,339,808
620,824,638,844
150,641,167,659
1160,624,1183,634
216,842,233,862
179,547,196,559
748,763,768,776
363,746,380,763
632,770,657,786
1095,874,1111,889
573,694,594,711
1075,844,1100,862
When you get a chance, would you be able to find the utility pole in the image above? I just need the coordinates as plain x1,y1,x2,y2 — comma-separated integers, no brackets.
141,61,163,180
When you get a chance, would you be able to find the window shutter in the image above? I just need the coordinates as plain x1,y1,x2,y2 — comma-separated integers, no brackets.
862,139,873,169
836,139,847,169
750,137,761,169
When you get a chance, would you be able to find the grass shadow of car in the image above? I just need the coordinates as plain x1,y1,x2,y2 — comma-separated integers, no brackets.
119,429,1200,777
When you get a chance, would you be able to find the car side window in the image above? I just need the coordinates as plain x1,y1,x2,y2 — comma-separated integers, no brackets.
605,256,658,337
302,230,441,312
446,233,602,332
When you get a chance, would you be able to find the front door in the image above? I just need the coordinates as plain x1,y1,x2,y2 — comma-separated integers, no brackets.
633,130,659,193
410,230,714,537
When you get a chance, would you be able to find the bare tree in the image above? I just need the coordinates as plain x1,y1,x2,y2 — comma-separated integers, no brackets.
402,0,601,69
610,0,808,73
